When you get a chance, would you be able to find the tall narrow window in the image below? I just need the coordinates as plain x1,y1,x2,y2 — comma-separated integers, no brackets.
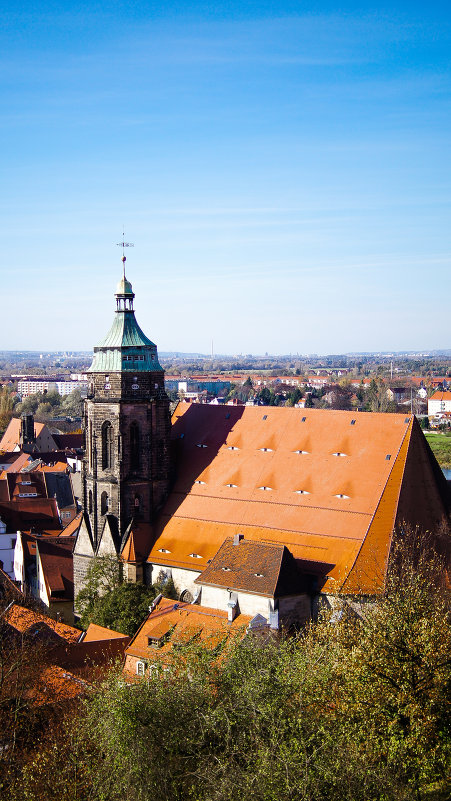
88,422,93,469
134,494,141,518
88,490,93,514
102,421,114,470
100,491,108,515
130,422,140,470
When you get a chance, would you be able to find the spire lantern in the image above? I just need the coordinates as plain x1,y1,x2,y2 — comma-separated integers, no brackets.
115,256,135,310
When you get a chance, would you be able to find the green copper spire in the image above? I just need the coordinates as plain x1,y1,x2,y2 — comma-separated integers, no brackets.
88,258,163,373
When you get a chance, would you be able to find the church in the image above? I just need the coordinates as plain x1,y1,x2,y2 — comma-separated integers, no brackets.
73,261,450,628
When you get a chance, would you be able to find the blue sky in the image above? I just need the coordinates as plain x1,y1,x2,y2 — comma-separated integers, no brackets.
1,1,450,355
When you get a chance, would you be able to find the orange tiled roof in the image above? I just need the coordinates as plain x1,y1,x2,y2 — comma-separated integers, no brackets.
28,664,89,705
61,511,83,537
0,417,46,452
2,603,81,643
37,538,74,600
83,622,129,642
125,597,252,663
430,391,451,402
147,404,443,594
121,521,153,562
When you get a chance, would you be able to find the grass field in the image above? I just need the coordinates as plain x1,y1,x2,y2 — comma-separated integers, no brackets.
424,431,451,469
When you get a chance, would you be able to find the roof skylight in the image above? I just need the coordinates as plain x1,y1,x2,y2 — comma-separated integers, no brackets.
295,489,310,495
258,486,273,491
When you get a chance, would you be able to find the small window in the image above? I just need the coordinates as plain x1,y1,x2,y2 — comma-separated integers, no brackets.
196,444,208,448
258,486,272,491
136,661,146,676
259,447,272,452
226,483,238,488
225,413,231,419
386,454,391,460
195,480,206,485
100,491,109,515
295,489,310,495
404,417,410,423
180,433,185,439
262,414,267,420
254,572,264,578
222,566,231,572
189,553,202,559
293,450,309,455
158,548,171,554
301,416,306,422
227,445,239,451
335,493,350,499
332,452,347,457
151,353,155,360
350,419,356,425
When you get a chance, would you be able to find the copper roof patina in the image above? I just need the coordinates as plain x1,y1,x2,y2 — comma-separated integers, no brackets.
88,270,163,373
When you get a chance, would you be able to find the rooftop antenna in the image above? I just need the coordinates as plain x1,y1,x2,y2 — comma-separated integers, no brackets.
116,230,134,277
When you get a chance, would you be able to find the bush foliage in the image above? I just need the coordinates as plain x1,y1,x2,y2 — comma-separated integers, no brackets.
2,534,450,801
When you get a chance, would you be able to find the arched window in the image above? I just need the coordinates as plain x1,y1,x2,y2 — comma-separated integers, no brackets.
134,493,141,518
102,421,114,470
100,491,108,516
88,490,93,514
130,422,140,470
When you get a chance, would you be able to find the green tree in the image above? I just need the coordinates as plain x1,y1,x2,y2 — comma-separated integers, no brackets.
0,386,14,432
76,556,177,636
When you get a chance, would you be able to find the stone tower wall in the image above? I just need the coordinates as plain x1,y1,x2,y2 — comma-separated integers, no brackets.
82,369,172,541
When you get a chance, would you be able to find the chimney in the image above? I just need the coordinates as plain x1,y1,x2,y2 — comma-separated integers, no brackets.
233,533,244,546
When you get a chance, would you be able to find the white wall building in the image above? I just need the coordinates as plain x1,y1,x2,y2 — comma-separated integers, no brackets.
428,391,451,417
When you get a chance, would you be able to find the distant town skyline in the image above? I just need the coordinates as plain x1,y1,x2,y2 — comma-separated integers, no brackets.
2,1,450,354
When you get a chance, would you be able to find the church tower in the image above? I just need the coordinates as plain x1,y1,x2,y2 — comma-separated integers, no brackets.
74,257,171,595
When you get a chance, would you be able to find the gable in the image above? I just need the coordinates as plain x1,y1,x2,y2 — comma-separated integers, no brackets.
74,514,95,557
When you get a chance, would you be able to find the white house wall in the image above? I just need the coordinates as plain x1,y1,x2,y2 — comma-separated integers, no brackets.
148,562,201,598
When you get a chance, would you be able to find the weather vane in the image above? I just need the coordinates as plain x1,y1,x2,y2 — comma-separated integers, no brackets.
116,230,134,277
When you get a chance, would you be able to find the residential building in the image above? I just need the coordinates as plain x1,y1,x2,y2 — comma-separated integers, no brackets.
428,391,451,418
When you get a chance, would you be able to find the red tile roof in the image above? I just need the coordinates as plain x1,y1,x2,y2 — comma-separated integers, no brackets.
83,623,130,642
37,538,74,600
195,537,308,596
0,417,47,452
147,404,448,594
2,602,81,643
124,597,251,668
